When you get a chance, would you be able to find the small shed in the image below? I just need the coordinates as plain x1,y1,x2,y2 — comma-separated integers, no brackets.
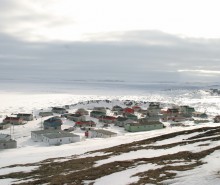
214,115,220,123
0,134,17,149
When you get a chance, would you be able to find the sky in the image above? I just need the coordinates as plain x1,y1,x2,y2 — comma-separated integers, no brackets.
1,0,220,84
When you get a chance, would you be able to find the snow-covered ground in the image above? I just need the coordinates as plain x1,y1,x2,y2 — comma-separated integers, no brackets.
1,83,220,185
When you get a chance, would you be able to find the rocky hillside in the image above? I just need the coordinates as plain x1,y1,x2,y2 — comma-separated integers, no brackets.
1,126,220,185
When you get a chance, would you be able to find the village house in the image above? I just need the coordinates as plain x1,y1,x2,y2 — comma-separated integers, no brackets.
147,103,161,116
166,115,188,122
179,105,195,116
139,109,148,116
93,107,107,113
17,113,33,121
31,130,80,145
43,117,63,130
192,112,208,118
0,134,17,149
125,113,138,121
42,132,81,146
86,129,117,138
114,117,136,127
3,117,23,125
123,108,134,115
31,130,58,142
39,112,53,117
132,106,142,112
144,115,160,122
124,120,164,132
66,114,86,122
90,111,106,118
161,108,179,117
112,105,123,112
64,105,70,109
99,115,116,124
52,107,67,114
75,120,96,127
75,108,89,115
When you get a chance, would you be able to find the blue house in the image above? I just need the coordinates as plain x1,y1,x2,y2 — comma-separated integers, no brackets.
43,117,63,130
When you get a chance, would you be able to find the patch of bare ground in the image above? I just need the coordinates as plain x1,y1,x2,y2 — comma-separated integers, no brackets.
0,126,220,185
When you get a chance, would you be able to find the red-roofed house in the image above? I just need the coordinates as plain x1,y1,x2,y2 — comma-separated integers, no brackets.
132,106,142,112
75,121,96,127
123,108,134,115
3,117,23,125
99,116,116,123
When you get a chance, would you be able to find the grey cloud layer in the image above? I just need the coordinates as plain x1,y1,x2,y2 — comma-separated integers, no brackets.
0,31,220,83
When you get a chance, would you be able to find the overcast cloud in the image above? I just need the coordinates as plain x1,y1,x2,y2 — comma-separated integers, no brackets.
0,0,220,84
0,31,220,83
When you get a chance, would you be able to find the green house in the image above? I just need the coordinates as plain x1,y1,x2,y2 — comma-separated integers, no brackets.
125,114,138,121
124,121,164,132
90,111,106,118
180,106,195,115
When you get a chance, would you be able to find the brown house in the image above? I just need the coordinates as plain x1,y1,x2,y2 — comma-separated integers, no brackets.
3,117,23,125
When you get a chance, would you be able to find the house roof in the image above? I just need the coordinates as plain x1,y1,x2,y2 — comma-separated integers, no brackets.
17,113,33,116
75,121,95,125
52,107,66,111
69,114,83,117
4,117,22,121
99,116,116,120
116,117,128,121
90,111,105,114
129,121,163,126
124,108,134,111
126,114,137,117
77,108,88,112
43,132,79,139
92,129,117,136
31,130,61,135
44,117,63,126
113,105,122,108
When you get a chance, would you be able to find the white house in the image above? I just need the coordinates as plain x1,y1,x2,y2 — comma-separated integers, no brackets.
42,132,81,146
31,130,57,142
88,129,117,138
31,130,81,146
